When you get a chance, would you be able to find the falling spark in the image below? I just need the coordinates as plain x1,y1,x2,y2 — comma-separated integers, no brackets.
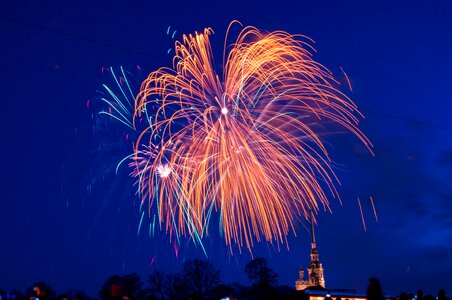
173,242,179,258
138,211,145,235
357,197,366,232
340,66,353,92
370,196,378,222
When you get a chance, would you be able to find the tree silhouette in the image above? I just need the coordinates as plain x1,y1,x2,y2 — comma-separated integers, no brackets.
182,259,221,300
58,289,94,300
122,273,146,300
99,273,145,300
100,275,122,300
148,271,166,300
164,273,188,300
148,271,189,300
245,257,278,289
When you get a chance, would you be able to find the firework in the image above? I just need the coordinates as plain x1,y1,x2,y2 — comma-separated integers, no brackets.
130,22,372,253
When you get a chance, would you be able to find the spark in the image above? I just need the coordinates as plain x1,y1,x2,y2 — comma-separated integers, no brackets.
357,197,367,232
340,66,353,92
138,211,145,235
370,196,378,222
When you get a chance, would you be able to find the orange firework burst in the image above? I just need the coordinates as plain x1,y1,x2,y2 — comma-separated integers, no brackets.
131,22,372,253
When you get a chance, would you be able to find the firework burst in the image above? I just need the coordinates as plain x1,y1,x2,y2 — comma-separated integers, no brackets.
131,22,372,253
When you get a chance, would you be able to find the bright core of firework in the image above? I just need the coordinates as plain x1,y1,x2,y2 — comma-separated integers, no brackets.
130,21,372,253
156,164,171,178
221,107,229,115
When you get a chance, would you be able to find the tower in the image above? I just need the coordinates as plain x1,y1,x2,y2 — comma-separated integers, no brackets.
295,213,326,290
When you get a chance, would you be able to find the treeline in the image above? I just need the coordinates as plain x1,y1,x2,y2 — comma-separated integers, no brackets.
1,257,297,300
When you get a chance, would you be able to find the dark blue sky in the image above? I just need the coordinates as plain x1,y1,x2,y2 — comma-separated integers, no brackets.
1,0,451,297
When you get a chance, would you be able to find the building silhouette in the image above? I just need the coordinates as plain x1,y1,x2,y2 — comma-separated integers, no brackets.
295,213,326,290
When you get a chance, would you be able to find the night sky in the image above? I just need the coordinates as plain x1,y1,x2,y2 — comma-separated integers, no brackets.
1,0,451,297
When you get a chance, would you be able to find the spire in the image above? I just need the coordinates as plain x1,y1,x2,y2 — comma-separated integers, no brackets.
310,211,316,246
295,211,326,290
